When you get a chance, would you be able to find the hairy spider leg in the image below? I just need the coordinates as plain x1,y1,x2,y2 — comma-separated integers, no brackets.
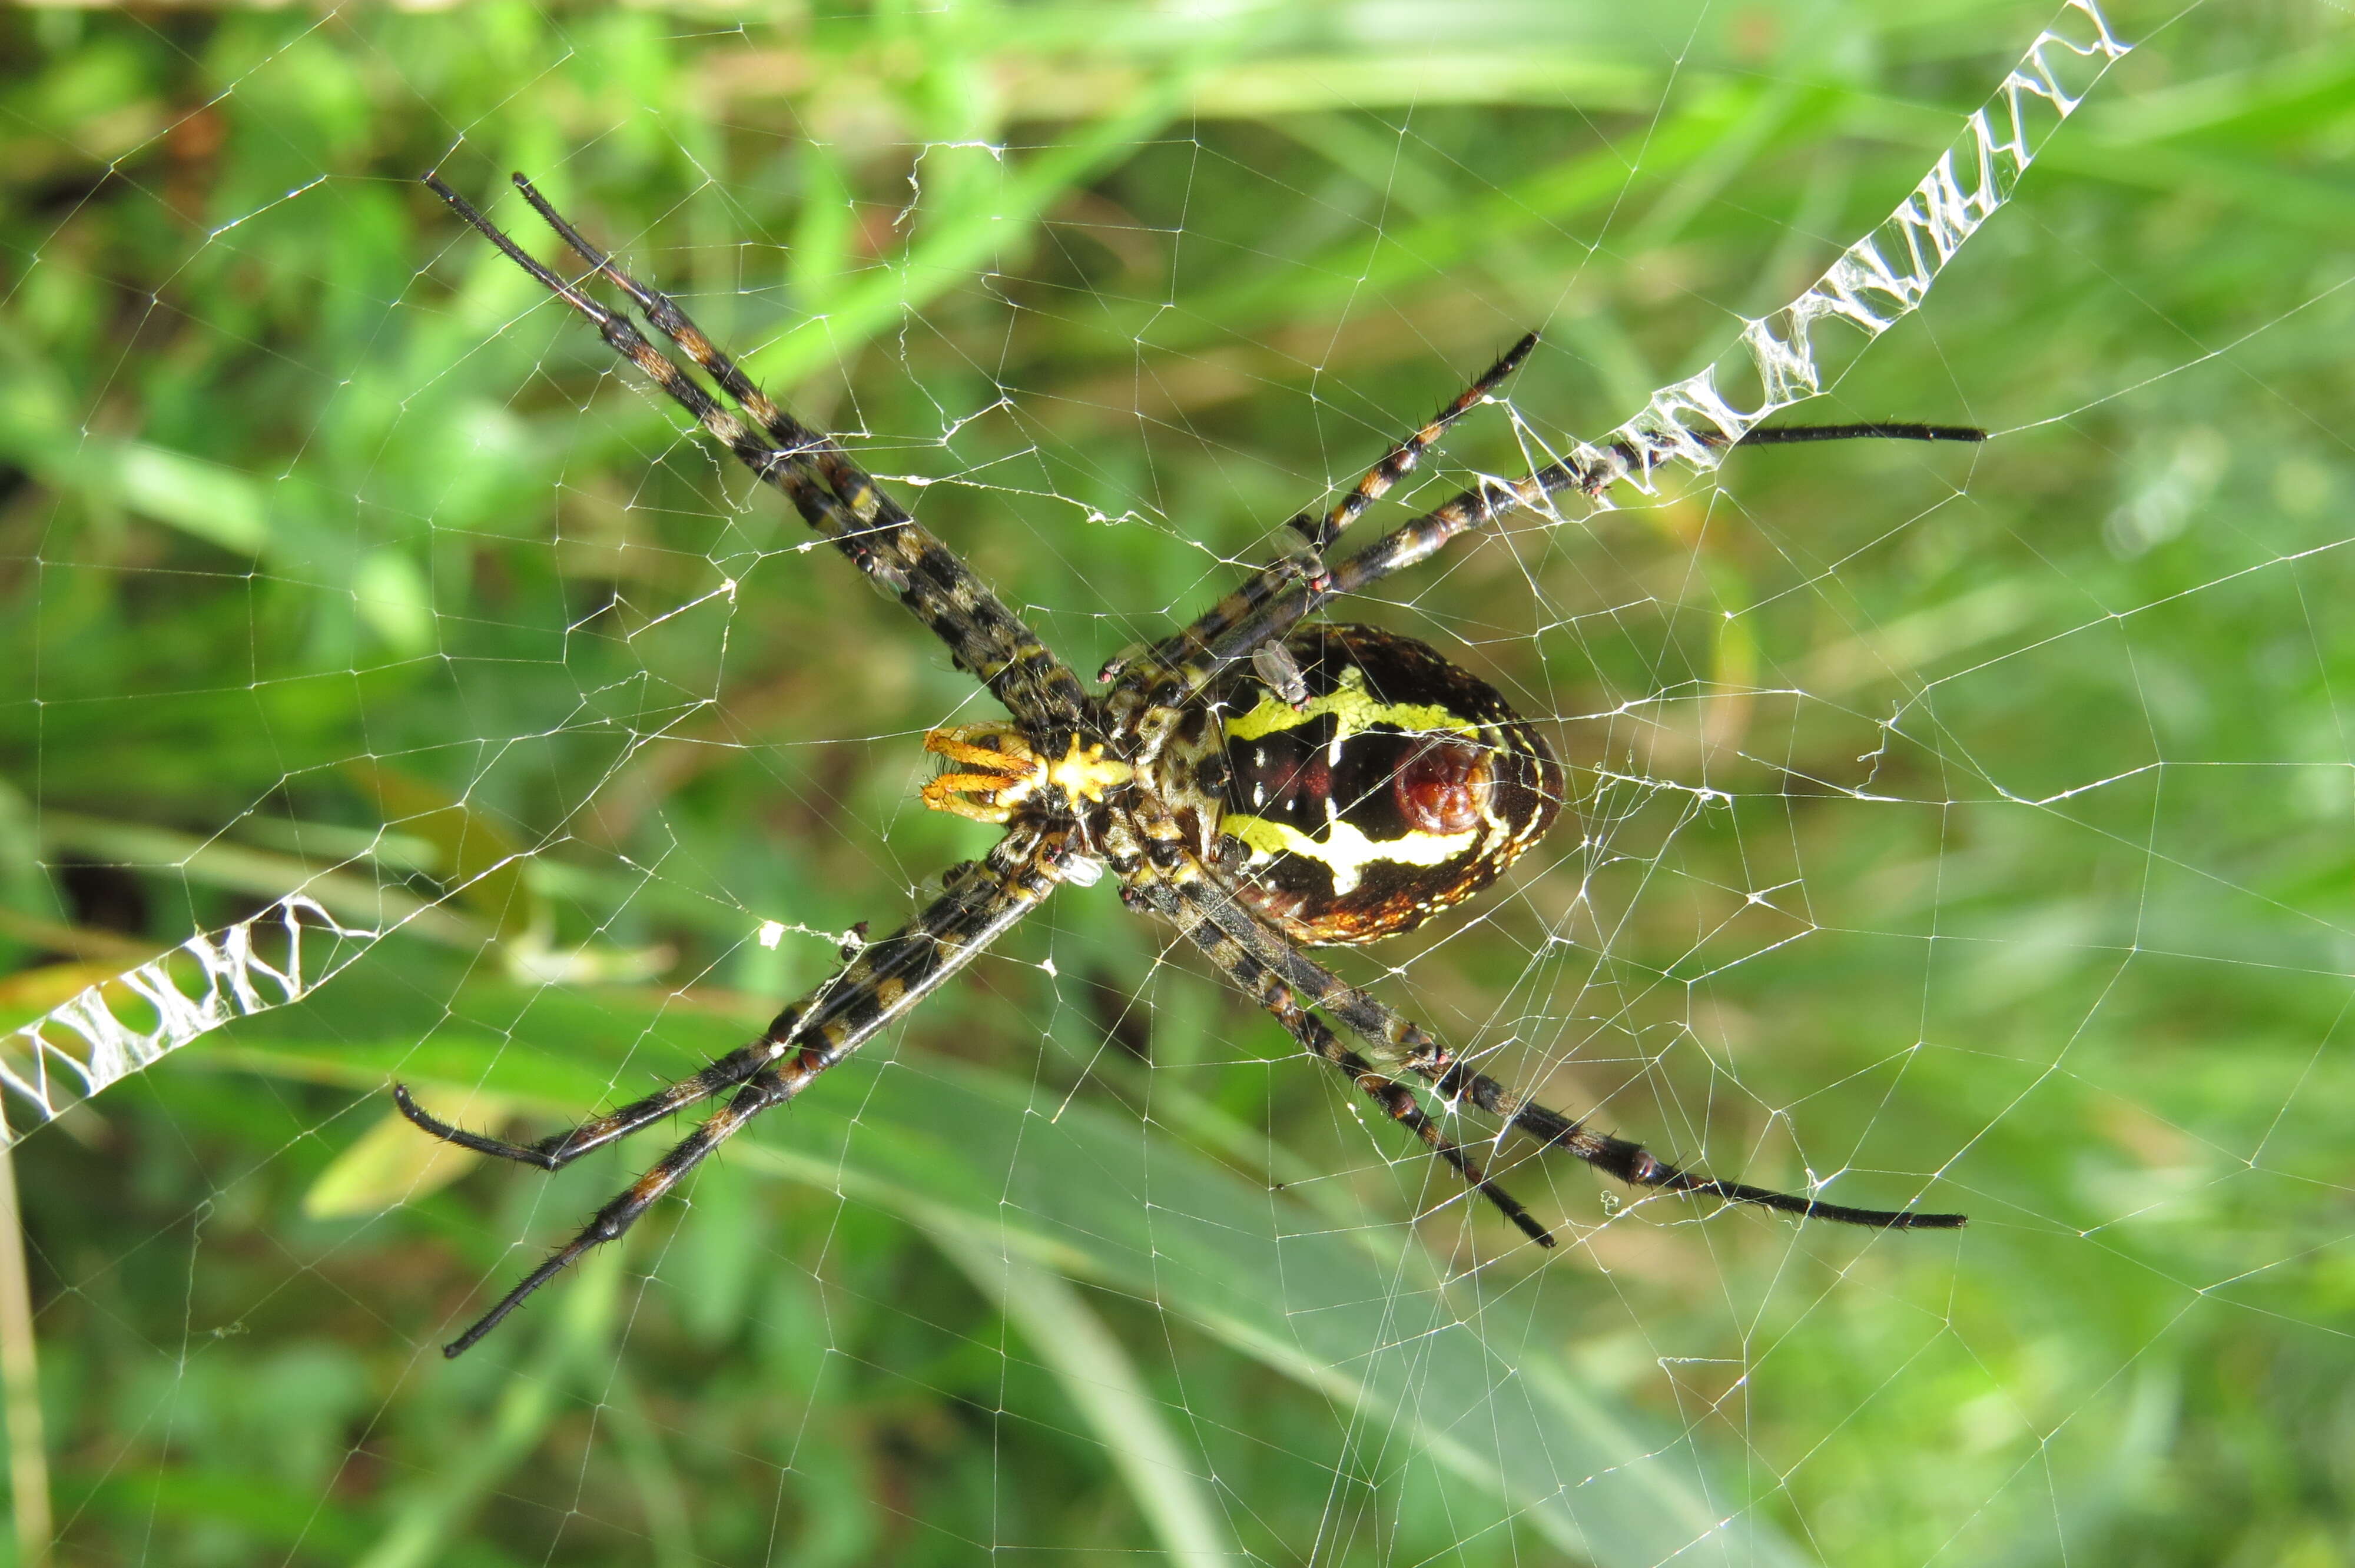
502,172,1092,730
1298,331,1540,559
1170,414,1991,696
389,836,1029,1171
1737,423,1986,446
407,832,1067,1356
427,174,1092,734
503,178,839,480
1104,754,1961,1231
1122,872,1551,1244
1312,417,1990,613
1099,461,1597,729
393,1053,767,1171
437,1066,792,1358
1104,333,1537,699
1157,853,1966,1230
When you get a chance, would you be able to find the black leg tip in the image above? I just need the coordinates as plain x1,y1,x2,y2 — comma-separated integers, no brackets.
1487,331,1539,381
390,1082,453,1140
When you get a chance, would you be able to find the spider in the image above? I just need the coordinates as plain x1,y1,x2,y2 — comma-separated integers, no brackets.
403,171,1973,1358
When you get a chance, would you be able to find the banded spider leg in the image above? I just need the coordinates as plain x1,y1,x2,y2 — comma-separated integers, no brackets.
397,832,1067,1356
427,172,1093,734
1152,858,1965,1233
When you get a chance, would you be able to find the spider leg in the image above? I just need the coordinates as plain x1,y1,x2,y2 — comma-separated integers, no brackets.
1123,872,1549,1243
1225,411,1991,673
1296,332,1539,559
502,179,835,472
1149,853,1965,1231
1125,416,1992,713
422,829,1068,1356
1277,989,1553,1247
1160,412,1983,696
392,1048,768,1170
1160,454,1618,697
1737,422,1985,447
1310,408,1989,613
1104,334,1536,696
503,174,1019,583
441,1064,791,1357
428,173,1091,733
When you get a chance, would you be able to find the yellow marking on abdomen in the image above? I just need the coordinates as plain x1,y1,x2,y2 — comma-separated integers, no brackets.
1225,663,1475,746
1222,812,1480,897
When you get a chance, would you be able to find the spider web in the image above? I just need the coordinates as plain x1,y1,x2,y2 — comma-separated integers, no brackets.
5,0,2349,1562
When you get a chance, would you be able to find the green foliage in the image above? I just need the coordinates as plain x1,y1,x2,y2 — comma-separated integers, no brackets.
5,1,2354,1564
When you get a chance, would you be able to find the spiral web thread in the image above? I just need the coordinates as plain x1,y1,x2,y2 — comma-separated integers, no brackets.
0,0,2129,1149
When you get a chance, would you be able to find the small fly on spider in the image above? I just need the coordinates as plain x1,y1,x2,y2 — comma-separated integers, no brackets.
401,171,1972,1358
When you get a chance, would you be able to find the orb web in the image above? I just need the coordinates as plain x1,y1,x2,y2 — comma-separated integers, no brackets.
6,3,2345,1564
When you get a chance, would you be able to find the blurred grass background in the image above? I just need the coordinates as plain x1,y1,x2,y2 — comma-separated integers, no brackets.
4,1,2354,1564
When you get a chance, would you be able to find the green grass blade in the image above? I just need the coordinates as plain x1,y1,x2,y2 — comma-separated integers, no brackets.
928,1223,1242,1565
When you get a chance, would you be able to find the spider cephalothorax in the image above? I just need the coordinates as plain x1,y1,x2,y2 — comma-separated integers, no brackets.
400,171,1970,1359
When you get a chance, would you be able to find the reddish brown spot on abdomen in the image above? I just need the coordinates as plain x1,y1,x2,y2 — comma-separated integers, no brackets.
1394,738,1489,833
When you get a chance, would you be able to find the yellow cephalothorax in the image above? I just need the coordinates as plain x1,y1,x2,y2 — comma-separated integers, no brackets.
920,723,1133,823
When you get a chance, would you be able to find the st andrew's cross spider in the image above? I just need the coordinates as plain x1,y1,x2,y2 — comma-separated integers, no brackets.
402,172,1974,1358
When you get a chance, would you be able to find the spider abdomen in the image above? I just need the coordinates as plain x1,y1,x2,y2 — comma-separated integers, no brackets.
1214,624,1563,945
